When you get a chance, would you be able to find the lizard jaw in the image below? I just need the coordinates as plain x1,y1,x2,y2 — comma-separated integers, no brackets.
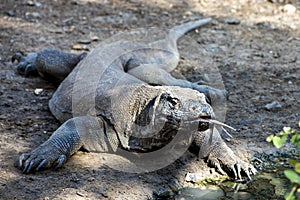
197,115,211,131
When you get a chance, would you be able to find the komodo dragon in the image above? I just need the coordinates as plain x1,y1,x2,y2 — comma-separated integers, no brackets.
13,18,257,179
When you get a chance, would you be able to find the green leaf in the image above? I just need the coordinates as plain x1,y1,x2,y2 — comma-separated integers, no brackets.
291,134,300,146
273,135,287,148
284,192,296,200
283,127,292,134
266,135,274,143
284,170,300,184
295,163,300,174
291,134,297,144
288,159,298,167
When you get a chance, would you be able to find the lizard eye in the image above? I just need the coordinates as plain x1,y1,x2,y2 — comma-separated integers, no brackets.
168,97,180,109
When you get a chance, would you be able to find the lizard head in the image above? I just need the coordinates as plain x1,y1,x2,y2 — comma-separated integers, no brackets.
152,86,214,131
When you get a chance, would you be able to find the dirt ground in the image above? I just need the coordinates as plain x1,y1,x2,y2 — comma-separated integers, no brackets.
1,0,300,199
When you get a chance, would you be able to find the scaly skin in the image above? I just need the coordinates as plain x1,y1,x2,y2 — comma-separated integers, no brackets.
13,18,257,179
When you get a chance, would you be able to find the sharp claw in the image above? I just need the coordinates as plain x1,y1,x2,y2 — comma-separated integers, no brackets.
215,162,226,175
12,53,23,63
26,161,35,173
245,169,252,180
24,64,34,76
54,155,66,170
231,165,238,179
19,154,28,168
250,165,258,175
36,160,47,171
236,164,242,180
23,160,31,173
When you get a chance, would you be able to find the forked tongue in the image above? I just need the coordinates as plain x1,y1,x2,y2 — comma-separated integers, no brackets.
197,118,240,144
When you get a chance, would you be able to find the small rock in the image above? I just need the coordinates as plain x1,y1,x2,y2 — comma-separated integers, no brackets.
0,115,7,120
91,36,99,41
71,45,89,51
185,172,197,182
268,0,286,3
7,10,15,17
35,2,42,7
26,0,35,6
76,191,85,197
281,4,296,14
185,172,206,183
48,29,64,34
71,0,87,5
87,177,95,182
78,39,93,44
34,88,43,96
257,22,270,29
265,101,282,111
25,12,41,19
184,11,193,16
226,19,240,25
203,44,223,53
26,0,42,7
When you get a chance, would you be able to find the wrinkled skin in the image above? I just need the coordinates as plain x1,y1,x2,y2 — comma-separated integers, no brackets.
14,18,257,179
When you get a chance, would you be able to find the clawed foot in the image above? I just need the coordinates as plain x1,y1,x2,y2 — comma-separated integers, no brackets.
12,52,38,76
207,143,257,180
18,143,67,173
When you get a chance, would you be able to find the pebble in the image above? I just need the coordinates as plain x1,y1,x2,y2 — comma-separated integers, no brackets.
25,12,41,19
226,19,240,25
78,37,99,45
26,0,42,7
87,177,95,182
78,39,92,44
34,88,43,96
185,172,206,183
0,115,7,120
281,4,296,14
257,22,270,29
72,45,89,51
35,2,42,7
265,101,282,111
26,0,35,6
76,191,85,197
185,172,197,182
7,10,15,17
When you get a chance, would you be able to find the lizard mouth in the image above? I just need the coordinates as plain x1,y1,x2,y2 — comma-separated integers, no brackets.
197,117,238,131
197,116,211,131
196,117,240,140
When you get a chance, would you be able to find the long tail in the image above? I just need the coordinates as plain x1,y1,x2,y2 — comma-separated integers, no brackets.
168,18,212,48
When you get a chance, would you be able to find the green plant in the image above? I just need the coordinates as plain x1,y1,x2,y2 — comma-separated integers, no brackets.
267,121,300,200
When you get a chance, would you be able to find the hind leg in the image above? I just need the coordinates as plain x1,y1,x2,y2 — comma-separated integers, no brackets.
12,49,86,82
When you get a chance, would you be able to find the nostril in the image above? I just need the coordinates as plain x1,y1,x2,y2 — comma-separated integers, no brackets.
189,106,196,111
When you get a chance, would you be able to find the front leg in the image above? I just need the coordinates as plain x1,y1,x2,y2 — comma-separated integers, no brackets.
193,128,257,180
19,116,119,173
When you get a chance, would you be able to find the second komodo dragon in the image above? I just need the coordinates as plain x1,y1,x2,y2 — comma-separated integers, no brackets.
13,18,257,179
